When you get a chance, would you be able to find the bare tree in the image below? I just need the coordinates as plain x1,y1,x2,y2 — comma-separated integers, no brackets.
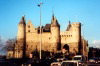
0,36,2,45
3,38,16,51
0,36,5,49
0,36,6,55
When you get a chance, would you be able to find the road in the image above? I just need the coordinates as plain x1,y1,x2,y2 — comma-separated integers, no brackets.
0,58,100,66
88,62,100,66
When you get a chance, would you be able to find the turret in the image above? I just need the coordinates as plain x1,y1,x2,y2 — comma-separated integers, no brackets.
16,16,26,58
17,16,26,41
71,22,82,54
51,15,61,52
72,22,81,42
66,21,71,31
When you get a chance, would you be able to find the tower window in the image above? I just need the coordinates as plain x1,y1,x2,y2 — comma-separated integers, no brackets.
67,35,69,37
62,35,64,37
28,25,30,28
28,30,30,32
71,35,72,37
27,45,28,48
49,37,50,40
31,45,33,48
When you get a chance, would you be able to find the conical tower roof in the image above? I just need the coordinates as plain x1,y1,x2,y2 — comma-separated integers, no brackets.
51,14,60,27
19,16,26,25
66,21,71,31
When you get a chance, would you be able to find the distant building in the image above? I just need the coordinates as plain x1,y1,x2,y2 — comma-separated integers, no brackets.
7,15,88,59
88,47,100,59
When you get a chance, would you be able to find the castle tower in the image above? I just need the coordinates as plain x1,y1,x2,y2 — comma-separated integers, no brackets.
71,22,82,54
51,15,61,52
15,16,26,58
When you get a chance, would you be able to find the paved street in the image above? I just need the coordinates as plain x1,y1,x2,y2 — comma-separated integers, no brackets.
0,58,100,66
88,64,100,66
88,62,100,66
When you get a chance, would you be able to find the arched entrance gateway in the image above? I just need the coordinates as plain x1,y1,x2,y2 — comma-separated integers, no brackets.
63,44,69,52
62,44,69,57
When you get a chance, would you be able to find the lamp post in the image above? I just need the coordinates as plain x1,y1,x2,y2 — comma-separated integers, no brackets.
38,2,43,59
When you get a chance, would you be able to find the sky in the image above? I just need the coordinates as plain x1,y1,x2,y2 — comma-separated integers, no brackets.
0,0,100,47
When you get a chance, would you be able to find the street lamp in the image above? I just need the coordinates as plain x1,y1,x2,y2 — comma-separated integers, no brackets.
38,2,43,59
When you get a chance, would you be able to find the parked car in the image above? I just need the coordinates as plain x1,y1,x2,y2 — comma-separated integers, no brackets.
57,58,67,62
73,55,87,62
72,55,87,66
51,62,61,66
51,60,87,66
62,60,80,66
89,58,100,64
89,59,96,63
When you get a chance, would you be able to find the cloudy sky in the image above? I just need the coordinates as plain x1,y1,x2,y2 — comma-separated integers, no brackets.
0,0,100,47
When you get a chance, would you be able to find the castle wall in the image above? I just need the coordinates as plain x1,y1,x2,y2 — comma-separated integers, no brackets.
17,21,82,57
7,16,88,59
15,17,26,58
51,26,60,52
60,22,81,54
25,32,52,57
26,22,52,56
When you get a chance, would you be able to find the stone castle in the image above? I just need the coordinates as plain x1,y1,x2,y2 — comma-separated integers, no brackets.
7,15,88,58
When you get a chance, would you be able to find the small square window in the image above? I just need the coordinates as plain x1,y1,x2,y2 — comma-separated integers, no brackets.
28,30,30,32
28,25,30,28
49,37,50,40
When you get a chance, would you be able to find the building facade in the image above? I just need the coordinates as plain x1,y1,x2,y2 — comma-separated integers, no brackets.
7,15,88,58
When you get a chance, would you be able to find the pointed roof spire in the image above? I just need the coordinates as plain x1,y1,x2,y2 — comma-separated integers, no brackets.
52,8,54,19
51,14,60,27
19,16,26,25
66,20,71,31
52,14,54,20
69,20,71,25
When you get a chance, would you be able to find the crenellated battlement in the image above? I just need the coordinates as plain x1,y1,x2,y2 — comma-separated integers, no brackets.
71,22,81,28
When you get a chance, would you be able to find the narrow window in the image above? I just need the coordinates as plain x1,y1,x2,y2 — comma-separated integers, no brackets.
28,30,30,32
71,35,72,37
49,37,50,40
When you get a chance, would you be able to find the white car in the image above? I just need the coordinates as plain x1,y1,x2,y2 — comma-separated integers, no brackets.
51,60,86,66
72,55,87,66
51,62,61,66
72,55,87,62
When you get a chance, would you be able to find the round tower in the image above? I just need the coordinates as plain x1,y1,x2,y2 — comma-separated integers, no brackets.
72,22,82,54
72,22,81,42
16,16,26,58
17,16,26,41
51,15,61,53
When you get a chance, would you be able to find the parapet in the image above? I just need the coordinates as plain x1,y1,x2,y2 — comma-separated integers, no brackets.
72,22,81,24
71,22,81,27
